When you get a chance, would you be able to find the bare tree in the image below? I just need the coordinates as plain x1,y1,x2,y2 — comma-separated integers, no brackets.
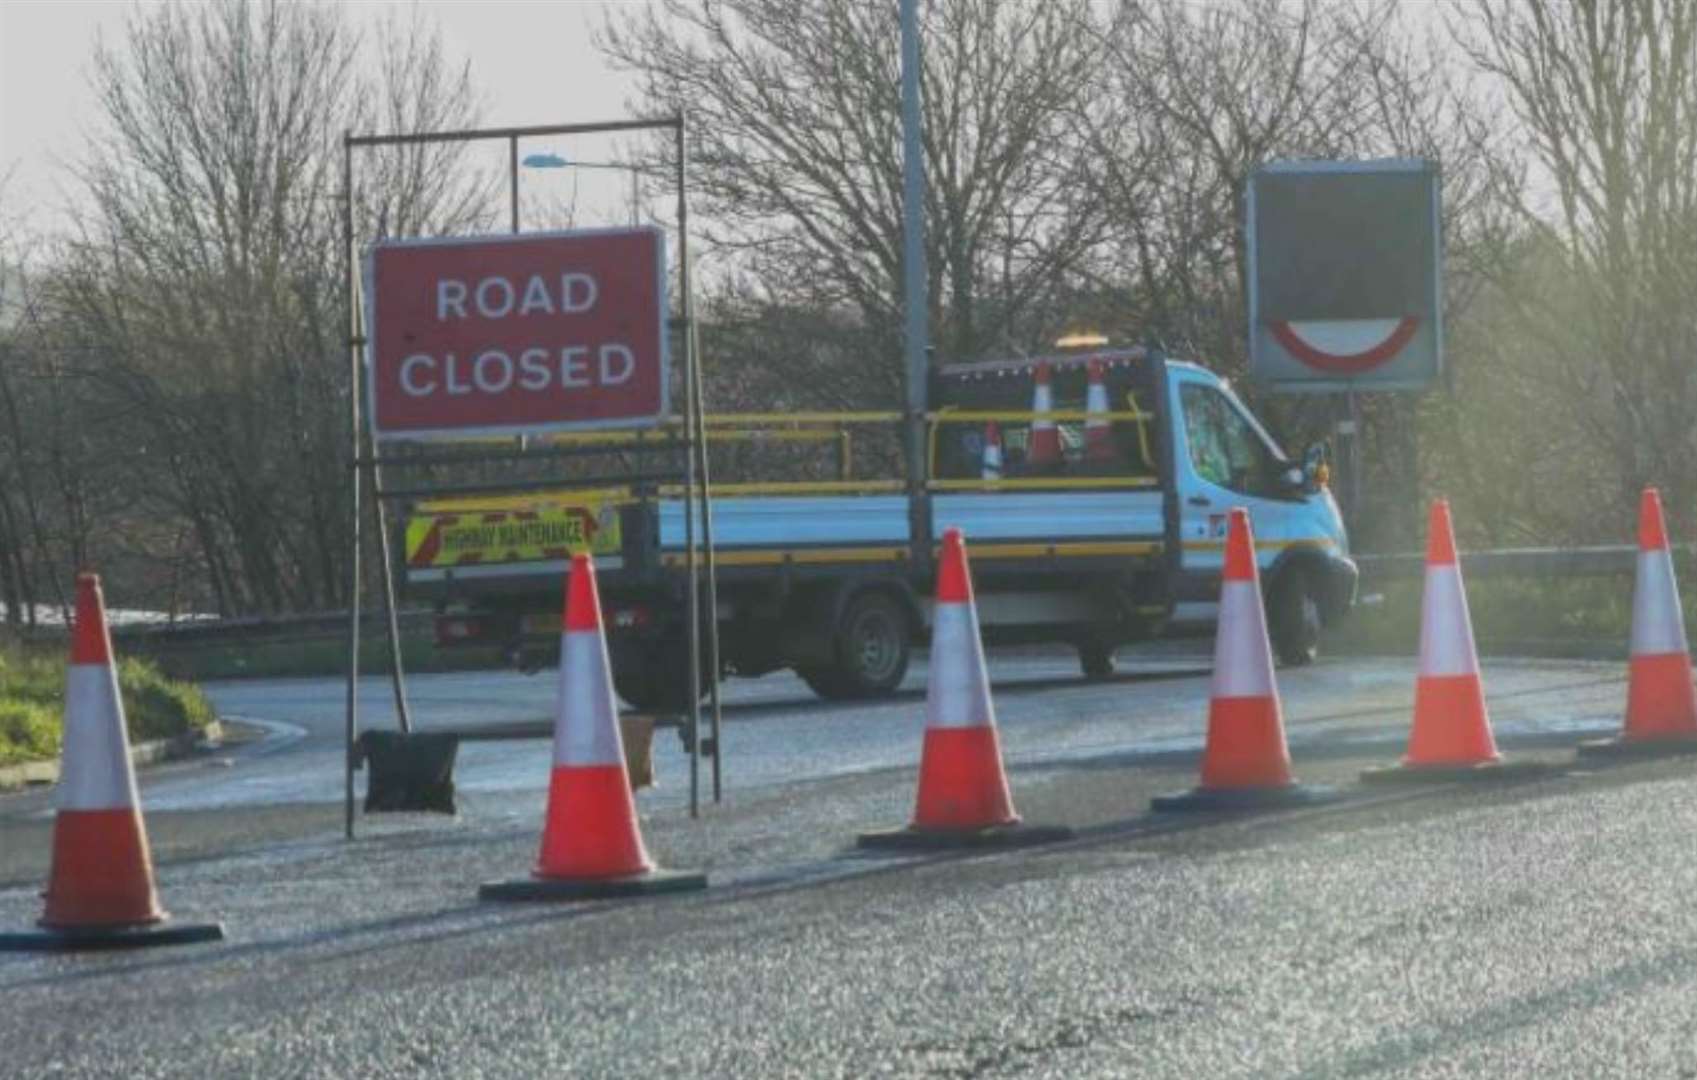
601,0,1110,416
41,0,486,615
1450,0,1697,539
0,189,58,626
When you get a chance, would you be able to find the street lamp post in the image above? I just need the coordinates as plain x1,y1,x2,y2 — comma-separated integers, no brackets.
520,152,644,227
900,0,930,569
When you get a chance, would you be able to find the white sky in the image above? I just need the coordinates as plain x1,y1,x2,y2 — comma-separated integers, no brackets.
0,0,643,239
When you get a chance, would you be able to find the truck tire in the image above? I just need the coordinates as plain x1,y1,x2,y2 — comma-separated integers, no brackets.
812,590,910,700
1269,568,1322,667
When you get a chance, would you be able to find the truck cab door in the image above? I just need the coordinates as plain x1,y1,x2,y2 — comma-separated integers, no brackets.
1168,372,1299,620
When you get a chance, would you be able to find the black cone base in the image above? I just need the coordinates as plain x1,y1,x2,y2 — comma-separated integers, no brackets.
856,821,1073,852
0,920,224,953
1150,783,1339,813
479,868,707,902
1361,759,1560,784
1576,734,1697,761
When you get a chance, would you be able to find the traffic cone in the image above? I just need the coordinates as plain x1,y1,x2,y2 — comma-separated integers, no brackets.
480,554,706,900
858,529,1072,849
1083,359,1115,463
1027,361,1060,467
981,420,1004,481
1579,488,1697,759
1363,500,1550,782
1152,510,1336,811
0,574,223,952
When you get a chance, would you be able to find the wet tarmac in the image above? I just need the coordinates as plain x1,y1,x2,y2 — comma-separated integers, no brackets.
6,648,1682,1078
142,645,1626,817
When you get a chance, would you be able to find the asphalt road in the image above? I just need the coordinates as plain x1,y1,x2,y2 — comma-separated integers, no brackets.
6,646,1696,1077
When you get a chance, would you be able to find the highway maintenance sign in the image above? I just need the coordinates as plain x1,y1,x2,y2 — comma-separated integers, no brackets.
1247,159,1442,392
364,227,668,439
405,505,623,570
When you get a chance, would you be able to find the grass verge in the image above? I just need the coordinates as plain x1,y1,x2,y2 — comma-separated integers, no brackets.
0,646,215,767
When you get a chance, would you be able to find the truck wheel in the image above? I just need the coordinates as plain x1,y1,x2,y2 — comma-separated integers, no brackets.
1078,639,1116,680
1270,569,1322,667
825,591,911,699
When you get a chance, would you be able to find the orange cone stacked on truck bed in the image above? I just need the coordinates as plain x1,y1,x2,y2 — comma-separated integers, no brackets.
1579,488,1697,759
1152,509,1336,811
0,574,224,952
981,420,1004,481
1027,361,1060,467
1083,359,1115,463
858,529,1072,850
1363,501,1551,783
480,554,706,900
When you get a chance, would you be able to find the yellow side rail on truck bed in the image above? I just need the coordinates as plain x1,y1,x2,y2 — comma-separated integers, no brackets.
416,404,1158,507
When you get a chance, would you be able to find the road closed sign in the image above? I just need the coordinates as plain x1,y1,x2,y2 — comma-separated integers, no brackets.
365,228,668,439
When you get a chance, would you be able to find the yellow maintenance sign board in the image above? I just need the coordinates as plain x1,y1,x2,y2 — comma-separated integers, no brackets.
405,506,621,568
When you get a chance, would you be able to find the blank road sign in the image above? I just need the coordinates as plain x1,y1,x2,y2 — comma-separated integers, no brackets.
1248,159,1442,391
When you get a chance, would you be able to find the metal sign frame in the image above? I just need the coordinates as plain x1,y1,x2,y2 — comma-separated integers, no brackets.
339,116,724,840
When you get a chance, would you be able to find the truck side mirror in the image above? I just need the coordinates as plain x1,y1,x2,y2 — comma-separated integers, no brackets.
1300,442,1328,490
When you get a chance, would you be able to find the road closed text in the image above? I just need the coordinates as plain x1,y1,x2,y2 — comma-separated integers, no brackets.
368,229,667,437
399,343,637,396
400,272,636,397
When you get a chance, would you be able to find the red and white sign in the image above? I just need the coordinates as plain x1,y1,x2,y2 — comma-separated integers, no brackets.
365,228,668,439
1268,316,1419,375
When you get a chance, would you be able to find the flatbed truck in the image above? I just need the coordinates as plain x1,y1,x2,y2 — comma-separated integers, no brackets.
401,345,1357,708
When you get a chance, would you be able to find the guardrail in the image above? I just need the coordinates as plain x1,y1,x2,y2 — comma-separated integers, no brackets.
1356,544,1694,585
107,609,434,648
6,544,1677,651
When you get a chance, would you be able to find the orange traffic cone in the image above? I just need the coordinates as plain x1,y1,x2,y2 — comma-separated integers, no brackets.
1,574,223,952
1027,361,1060,467
1363,501,1549,782
480,554,707,900
1083,359,1115,463
858,529,1072,849
1152,509,1336,811
1580,488,1697,759
981,420,1004,481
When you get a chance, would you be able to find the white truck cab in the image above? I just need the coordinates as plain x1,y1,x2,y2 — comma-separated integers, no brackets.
1165,361,1353,663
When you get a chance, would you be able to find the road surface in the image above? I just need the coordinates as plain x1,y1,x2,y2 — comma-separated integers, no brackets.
7,647,1693,1078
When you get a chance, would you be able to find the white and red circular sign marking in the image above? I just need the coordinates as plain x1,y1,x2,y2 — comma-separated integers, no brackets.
1269,317,1418,375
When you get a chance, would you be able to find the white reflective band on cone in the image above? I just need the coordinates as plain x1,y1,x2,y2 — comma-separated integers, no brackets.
1631,549,1691,657
56,663,140,812
1418,565,1480,677
926,602,995,730
552,630,625,767
1211,580,1276,699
